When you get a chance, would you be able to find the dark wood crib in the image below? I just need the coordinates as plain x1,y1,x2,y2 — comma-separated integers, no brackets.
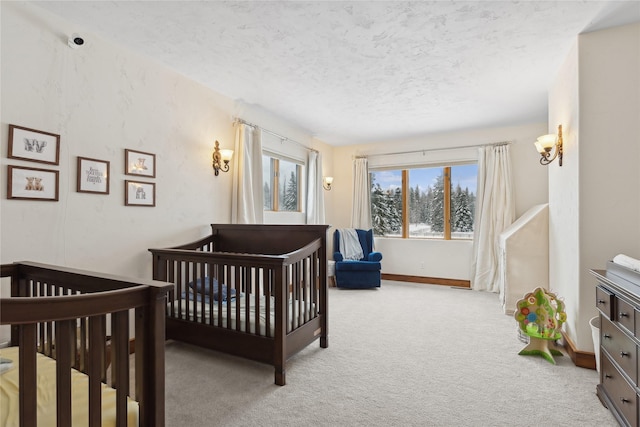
149,224,330,385
0,261,172,427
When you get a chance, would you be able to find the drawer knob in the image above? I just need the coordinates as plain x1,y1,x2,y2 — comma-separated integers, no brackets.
604,334,612,339
621,398,631,404
620,351,630,358
619,312,629,319
597,299,606,305
605,374,613,379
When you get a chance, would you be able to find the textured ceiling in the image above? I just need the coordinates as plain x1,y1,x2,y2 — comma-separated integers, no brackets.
32,1,640,146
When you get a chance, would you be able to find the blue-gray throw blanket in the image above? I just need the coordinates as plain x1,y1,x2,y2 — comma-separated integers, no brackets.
187,277,236,302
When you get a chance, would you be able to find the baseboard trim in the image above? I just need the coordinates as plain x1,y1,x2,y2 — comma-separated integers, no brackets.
381,273,470,288
561,331,596,370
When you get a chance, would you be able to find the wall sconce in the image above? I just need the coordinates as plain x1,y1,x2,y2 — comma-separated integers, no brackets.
535,124,563,166
212,140,233,176
323,176,334,191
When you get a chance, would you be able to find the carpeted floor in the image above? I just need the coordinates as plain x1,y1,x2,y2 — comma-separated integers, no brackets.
164,280,617,426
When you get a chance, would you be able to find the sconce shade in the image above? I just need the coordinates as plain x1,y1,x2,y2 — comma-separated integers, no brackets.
535,134,558,153
323,176,333,191
212,140,233,176
535,125,563,166
220,149,234,162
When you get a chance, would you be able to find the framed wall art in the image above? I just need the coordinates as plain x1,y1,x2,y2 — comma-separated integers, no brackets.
125,149,156,178
7,165,59,201
125,180,155,207
77,157,110,194
8,124,60,165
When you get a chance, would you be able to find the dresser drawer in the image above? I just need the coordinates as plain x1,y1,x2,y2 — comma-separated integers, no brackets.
601,317,638,383
597,286,614,320
617,298,636,334
601,353,638,427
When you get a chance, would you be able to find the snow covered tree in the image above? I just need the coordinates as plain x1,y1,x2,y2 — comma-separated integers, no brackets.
282,171,298,211
429,172,446,232
391,187,403,233
371,179,402,236
452,184,474,232
263,182,272,210
372,183,390,235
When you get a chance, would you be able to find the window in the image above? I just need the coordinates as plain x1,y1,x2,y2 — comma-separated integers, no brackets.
371,164,477,239
263,154,302,212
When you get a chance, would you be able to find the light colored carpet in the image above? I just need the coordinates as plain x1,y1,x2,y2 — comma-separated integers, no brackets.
164,280,617,426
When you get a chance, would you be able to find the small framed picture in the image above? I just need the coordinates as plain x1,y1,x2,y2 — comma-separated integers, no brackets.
8,124,60,165
77,157,110,194
125,149,156,178
125,180,155,207
7,165,59,201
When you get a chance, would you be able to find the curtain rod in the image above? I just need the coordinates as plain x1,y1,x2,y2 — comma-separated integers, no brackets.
233,118,317,153
361,141,511,159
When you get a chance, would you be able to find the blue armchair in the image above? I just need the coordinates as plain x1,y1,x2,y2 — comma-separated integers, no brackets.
333,229,382,289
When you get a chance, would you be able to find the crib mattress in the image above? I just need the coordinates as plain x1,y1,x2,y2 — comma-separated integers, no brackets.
169,293,316,335
0,347,138,427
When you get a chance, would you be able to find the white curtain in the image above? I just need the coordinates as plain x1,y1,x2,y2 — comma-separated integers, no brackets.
231,123,264,224
305,150,325,224
351,157,371,229
470,144,515,292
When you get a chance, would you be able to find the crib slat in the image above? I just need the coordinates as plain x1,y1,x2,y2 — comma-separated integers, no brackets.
177,262,183,319
19,324,37,427
185,262,191,321
88,315,104,427
252,267,257,333
37,282,45,352
78,317,86,371
71,318,79,370
199,263,206,324
274,266,286,385
224,264,229,328
264,268,271,338
307,258,312,321
207,263,214,326
297,261,303,327
168,260,175,318
55,319,73,427
294,263,300,329
245,267,251,332
307,256,312,319
286,266,292,333
45,284,55,357
134,306,146,416
301,260,307,323
101,317,108,382
111,310,129,427
235,266,242,331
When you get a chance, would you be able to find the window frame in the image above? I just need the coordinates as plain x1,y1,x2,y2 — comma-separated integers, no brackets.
371,162,477,241
263,152,303,213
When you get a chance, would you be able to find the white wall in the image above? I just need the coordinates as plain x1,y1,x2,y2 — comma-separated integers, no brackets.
330,122,549,280
549,22,640,350
0,2,331,278
548,41,581,348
